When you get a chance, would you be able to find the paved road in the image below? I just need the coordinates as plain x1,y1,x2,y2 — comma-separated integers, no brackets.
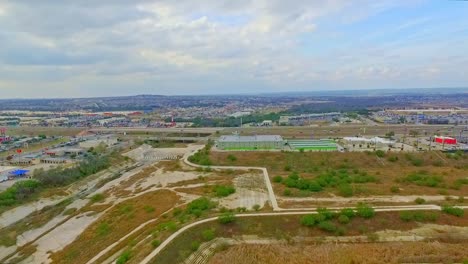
139,205,468,264
182,146,279,210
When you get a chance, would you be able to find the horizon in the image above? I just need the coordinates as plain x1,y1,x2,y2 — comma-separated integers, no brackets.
1,1,468,98
0,87,467,101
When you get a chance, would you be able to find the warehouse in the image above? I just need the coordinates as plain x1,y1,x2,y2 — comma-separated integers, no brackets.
217,135,285,150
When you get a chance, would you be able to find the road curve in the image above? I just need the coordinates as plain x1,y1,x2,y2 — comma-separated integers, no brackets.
140,205,468,264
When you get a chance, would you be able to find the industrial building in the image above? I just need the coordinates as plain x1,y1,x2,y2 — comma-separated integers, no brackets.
279,112,341,126
217,135,285,150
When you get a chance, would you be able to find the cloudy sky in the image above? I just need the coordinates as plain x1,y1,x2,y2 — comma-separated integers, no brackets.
0,0,467,98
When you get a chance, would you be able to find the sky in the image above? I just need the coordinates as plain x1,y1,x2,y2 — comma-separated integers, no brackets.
0,0,467,98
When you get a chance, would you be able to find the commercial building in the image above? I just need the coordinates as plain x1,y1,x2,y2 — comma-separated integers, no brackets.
279,112,341,126
217,135,285,150
434,136,457,145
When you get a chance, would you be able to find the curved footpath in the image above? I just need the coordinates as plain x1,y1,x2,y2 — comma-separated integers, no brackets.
137,147,468,264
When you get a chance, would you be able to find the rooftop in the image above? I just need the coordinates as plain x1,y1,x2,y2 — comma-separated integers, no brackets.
219,135,284,142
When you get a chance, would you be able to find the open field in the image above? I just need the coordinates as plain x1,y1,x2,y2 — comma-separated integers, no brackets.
50,189,180,264
153,210,468,264
209,242,468,264
224,124,462,138
208,150,468,199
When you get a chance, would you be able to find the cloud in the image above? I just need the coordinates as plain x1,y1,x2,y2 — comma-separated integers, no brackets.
0,0,467,98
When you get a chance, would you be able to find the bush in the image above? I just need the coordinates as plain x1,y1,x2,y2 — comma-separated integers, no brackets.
202,229,216,241
190,241,201,251
227,154,237,162
284,165,292,171
338,214,350,224
340,208,356,218
187,197,216,217
151,239,161,248
414,197,425,204
300,214,318,227
375,150,385,158
400,211,439,222
442,206,464,217
272,176,283,183
90,193,105,203
387,156,398,162
252,204,261,211
402,171,443,188
218,212,236,224
411,158,424,166
390,186,400,193
214,185,236,197
356,203,375,219
338,184,354,197
318,221,337,232
317,207,335,220
283,189,292,196
116,250,131,264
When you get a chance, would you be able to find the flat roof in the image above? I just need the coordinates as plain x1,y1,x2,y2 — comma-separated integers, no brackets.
219,135,284,142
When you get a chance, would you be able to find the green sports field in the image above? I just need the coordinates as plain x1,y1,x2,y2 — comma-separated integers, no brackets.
287,139,338,151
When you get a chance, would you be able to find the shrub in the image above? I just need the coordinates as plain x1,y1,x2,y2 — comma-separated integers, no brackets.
338,214,350,224
375,150,385,158
387,156,398,162
356,203,375,219
318,221,337,232
300,214,318,227
284,165,292,171
338,184,354,197
335,226,347,236
116,250,131,264
90,193,105,203
340,208,356,218
144,205,155,213
252,204,261,211
317,207,335,220
414,197,425,204
390,186,400,193
218,212,236,224
442,206,464,217
214,185,236,197
97,222,111,236
190,241,201,251
402,171,443,188
227,154,237,162
151,239,161,248
187,197,216,217
202,229,216,241
283,189,292,196
272,176,283,183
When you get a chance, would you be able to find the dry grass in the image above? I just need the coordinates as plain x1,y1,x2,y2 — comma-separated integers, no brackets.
209,151,468,197
209,242,468,264
50,190,179,264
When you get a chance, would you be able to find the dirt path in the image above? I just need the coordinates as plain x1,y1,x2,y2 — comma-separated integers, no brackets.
279,195,468,204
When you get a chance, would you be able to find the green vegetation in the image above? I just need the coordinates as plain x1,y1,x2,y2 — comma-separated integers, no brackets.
399,211,438,222
90,193,105,203
356,203,375,219
0,180,40,208
186,197,216,217
201,228,216,241
190,241,201,251
400,171,443,187
213,185,236,197
441,206,464,217
33,152,120,187
188,141,213,165
116,250,131,264
280,169,376,196
375,150,385,158
272,176,283,183
151,239,161,248
218,212,236,224
227,154,237,162
390,186,400,193
97,222,111,236
414,197,425,204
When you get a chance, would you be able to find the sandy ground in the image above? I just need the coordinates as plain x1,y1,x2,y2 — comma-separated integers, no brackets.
20,212,105,264
218,173,269,210
0,198,60,229
123,144,188,162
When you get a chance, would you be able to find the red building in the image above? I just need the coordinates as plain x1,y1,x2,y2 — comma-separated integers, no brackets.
434,136,457,145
